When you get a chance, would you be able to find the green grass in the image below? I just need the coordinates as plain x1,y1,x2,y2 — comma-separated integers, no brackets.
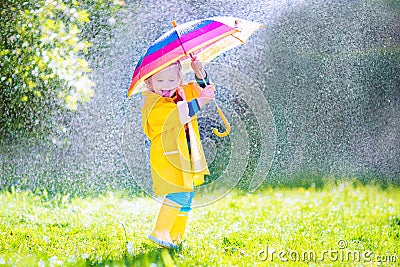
0,180,399,266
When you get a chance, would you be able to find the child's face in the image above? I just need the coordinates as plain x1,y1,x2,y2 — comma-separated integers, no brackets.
150,64,181,98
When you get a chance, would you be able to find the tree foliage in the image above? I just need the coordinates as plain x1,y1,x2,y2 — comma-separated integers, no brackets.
0,0,125,138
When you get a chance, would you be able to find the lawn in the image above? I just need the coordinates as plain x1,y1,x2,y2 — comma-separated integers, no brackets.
0,180,399,266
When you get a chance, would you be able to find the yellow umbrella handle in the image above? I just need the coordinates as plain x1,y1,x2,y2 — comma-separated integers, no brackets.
213,100,230,138
197,65,230,138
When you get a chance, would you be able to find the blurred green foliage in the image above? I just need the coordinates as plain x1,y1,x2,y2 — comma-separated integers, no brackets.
0,0,125,139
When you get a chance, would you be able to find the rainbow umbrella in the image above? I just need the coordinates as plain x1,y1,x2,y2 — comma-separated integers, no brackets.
128,16,264,136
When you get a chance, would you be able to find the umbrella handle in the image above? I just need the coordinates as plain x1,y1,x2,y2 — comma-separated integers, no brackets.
194,58,230,138
212,100,230,138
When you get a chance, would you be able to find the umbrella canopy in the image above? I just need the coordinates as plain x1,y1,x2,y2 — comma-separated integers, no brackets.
128,16,264,97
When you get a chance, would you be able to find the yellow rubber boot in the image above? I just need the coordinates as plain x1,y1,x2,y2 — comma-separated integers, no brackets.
149,200,180,249
170,212,189,244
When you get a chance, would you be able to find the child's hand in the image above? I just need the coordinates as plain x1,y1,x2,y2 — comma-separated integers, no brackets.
190,55,206,79
197,85,215,108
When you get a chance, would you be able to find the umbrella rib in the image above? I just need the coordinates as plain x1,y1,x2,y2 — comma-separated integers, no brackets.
174,29,188,56
231,33,247,44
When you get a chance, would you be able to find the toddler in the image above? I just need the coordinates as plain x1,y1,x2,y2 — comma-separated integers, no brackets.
141,57,214,249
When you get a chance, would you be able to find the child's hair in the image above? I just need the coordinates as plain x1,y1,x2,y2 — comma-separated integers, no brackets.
170,60,182,72
145,61,182,90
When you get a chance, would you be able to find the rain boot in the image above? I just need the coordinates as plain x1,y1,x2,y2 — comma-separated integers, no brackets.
149,200,180,249
170,211,189,245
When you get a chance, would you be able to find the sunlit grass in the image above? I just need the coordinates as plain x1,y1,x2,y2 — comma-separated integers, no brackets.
0,180,399,266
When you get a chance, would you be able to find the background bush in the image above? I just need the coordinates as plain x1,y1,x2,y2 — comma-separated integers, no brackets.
0,0,125,139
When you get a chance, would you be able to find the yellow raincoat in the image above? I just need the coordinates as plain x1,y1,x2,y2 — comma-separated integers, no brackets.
141,81,210,196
